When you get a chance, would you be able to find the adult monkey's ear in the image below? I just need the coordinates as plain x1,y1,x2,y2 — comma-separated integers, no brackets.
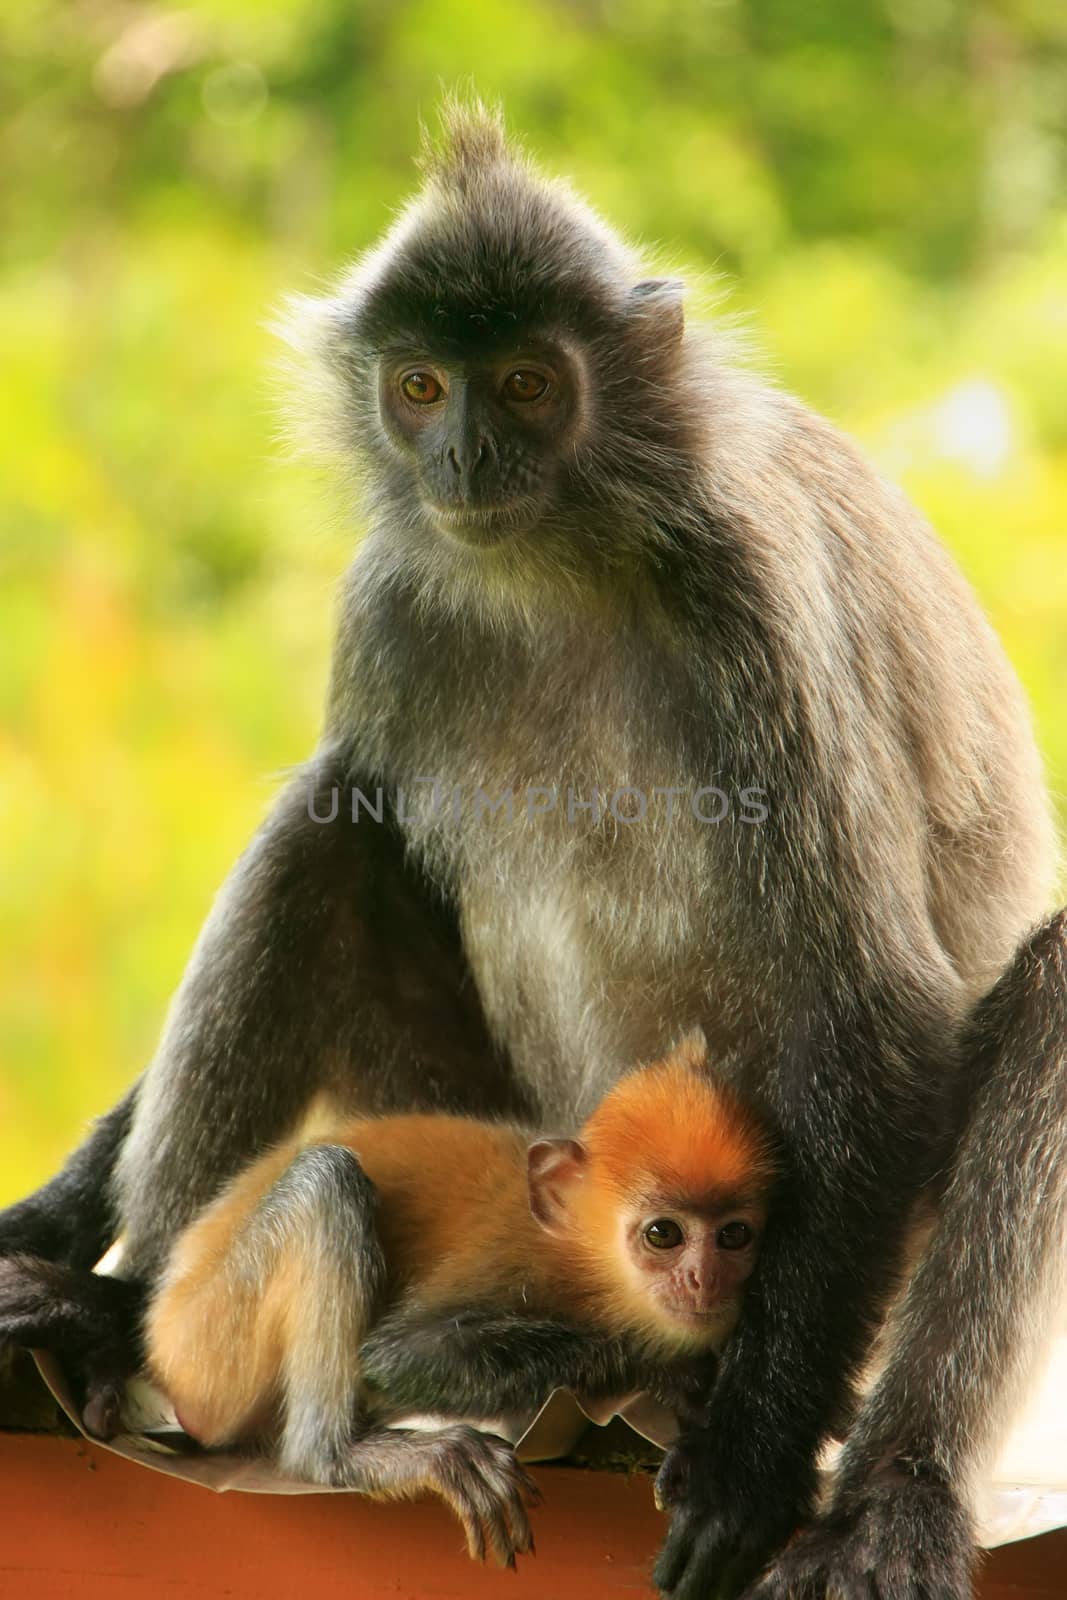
527,1138,588,1236
627,277,685,348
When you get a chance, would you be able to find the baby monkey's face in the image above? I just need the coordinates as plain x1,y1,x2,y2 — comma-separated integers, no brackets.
619,1195,765,1349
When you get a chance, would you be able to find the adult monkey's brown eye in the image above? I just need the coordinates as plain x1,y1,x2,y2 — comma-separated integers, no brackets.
401,371,444,404
502,369,549,403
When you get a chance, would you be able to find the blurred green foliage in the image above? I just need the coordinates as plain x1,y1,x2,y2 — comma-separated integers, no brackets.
2,0,1066,1202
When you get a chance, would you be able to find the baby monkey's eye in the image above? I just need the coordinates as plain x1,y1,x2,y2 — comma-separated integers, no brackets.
644,1218,684,1250
401,371,444,404
717,1220,754,1251
502,369,549,403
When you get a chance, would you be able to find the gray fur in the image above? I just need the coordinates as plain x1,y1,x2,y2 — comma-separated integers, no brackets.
324,1424,538,1567
841,914,1067,1498
7,102,1064,1600
266,1145,386,1481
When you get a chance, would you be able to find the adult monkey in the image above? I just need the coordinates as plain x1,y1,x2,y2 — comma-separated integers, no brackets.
2,103,1066,1600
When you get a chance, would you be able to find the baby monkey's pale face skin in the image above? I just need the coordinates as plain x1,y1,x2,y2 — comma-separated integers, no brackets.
527,1087,771,1358
618,1197,763,1344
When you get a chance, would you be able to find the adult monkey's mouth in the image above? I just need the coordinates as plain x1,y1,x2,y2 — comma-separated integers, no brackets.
428,500,539,544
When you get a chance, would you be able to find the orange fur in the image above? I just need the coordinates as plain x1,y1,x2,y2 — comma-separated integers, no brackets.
147,1041,773,1438
579,1042,774,1206
564,1041,776,1350
147,1118,548,1441
147,1143,298,1443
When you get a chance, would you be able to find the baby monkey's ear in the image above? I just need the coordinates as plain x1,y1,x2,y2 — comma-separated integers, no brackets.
527,1138,588,1236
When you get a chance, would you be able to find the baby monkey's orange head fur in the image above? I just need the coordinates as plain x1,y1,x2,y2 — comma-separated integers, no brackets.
527,1034,775,1353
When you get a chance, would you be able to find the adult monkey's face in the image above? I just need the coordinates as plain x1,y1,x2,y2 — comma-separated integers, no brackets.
303,109,688,565
376,340,586,545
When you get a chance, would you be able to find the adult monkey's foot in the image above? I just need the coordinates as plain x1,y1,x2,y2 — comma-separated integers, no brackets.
746,1466,975,1600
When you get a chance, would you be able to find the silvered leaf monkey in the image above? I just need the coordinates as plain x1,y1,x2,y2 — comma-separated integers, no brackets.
1,102,1065,1600
140,1044,770,1566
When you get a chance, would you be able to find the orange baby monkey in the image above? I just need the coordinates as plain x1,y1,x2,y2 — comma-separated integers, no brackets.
146,1036,774,1566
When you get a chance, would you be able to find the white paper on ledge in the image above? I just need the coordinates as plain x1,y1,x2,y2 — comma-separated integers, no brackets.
32,1334,1067,1547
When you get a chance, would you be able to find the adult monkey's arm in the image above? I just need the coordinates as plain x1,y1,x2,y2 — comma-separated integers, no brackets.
654,978,944,1600
0,1086,138,1268
109,752,516,1284
744,913,1067,1600
0,751,516,1422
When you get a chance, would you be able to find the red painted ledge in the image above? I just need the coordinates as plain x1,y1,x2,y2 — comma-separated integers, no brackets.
2,1433,1065,1600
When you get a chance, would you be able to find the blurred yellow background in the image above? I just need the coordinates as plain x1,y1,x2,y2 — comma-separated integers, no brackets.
2,0,1066,1202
